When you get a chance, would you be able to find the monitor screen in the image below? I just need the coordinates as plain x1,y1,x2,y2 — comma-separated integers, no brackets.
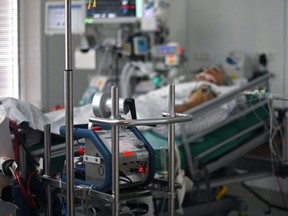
45,1,85,35
85,0,143,23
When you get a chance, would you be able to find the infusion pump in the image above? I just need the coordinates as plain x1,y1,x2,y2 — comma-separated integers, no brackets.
60,126,155,192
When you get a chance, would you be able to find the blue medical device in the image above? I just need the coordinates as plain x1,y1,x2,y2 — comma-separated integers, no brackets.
60,125,155,192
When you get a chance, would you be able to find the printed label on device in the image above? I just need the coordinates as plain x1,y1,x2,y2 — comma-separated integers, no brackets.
83,155,101,164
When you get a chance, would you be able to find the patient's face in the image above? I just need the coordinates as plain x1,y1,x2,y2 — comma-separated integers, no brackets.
196,67,226,86
195,72,217,84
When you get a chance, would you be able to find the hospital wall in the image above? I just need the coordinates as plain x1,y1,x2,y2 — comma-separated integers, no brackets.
186,0,286,107
20,0,42,109
21,0,101,111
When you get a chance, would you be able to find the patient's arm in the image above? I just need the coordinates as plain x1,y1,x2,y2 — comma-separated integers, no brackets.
175,86,217,113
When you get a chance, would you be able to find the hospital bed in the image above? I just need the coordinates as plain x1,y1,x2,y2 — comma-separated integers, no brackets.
6,72,271,186
0,73,272,215
141,73,272,188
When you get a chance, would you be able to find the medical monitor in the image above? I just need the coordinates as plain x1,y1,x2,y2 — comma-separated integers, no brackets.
85,0,143,24
133,36,148,55
45,1,85,35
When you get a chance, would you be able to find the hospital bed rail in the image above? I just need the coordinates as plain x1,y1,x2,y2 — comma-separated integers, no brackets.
183,73,270,116
179,73,271,182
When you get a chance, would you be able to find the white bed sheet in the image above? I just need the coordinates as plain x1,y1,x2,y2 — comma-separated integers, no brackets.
134,80,246,137
0,80,247,136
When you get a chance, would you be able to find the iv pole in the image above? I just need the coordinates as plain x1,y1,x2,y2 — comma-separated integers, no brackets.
64,0,75,215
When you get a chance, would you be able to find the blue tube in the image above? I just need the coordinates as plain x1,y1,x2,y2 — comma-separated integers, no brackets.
61,197,67,216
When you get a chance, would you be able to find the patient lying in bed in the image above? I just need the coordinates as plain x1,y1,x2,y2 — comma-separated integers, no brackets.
0,66,239,137
175,66,231,113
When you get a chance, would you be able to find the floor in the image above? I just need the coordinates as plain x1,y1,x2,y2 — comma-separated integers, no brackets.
227,183,288,216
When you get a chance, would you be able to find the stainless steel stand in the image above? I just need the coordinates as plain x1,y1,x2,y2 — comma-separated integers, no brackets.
87,85,192,216
111,86,120,216
168,85,176,216
44,124,52,216
42,83,192,216
64,0,75,215
51,0,192,215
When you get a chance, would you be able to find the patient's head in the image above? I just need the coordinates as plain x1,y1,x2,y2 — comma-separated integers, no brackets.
195,66,229,86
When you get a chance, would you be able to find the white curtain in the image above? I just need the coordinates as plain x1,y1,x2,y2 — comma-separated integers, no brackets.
0,0,19,98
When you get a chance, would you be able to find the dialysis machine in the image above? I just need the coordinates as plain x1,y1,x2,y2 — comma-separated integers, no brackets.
46,86,191,216
61,92,155,192
60,125,155,192
61,126,155,191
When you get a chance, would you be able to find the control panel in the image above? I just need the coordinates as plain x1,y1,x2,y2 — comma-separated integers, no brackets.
84,129,150,187
153,45,182,66
60,126,155,192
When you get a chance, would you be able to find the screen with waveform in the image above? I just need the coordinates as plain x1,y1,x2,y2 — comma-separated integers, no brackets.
87,0,143,20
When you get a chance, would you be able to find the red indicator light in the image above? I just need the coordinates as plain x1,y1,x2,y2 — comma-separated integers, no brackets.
121,5,136,9
78,147,85,155
122,152,134,157
92,126,102,131
138,166,145,173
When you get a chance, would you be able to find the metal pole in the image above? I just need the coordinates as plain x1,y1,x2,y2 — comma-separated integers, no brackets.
65,0,72,69
168,85,176,216
111,86,120,216
64,0,74,215
44,124,52,216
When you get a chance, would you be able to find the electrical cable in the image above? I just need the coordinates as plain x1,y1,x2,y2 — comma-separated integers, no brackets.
26,170,38,207
244,93,288,215
119,178,132,184
267,101,288,165
61,197,67,216
91,206,97,216
247,95,269,130
250,95,288,164
9,121,40,166
76,138,85,145
9,120,38,210
247,94,288,165
15,169,37,209
123,175,132,183
268,99,277,156
120,171,133,183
